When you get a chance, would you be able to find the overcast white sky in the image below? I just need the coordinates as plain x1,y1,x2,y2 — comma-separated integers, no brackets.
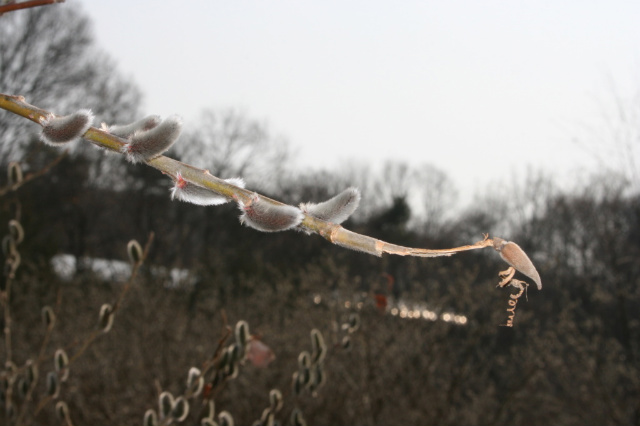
78,0,640,200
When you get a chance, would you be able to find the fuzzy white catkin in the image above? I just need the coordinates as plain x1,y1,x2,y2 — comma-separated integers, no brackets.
40,109,94,146
171,173,245,206
300,187,361,224
158,391,174,419
239,195,303,232
172,397,189,422
108,115,161,138
218,411,234,426
122,115,182,163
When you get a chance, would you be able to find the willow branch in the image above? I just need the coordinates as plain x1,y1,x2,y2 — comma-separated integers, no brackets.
0,0,63,15
0,93,496,258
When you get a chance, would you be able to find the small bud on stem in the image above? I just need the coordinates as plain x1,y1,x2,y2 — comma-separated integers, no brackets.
269,388,283,412
8,161,23,187
143,409,158,426
25,359,38,389
234,320,250,349
98,303,114,333
127,240,143,265
186,367,203,397
46,371,59,398
218,411,234,426
171,396,189,422
55,401,71,425
310,328,326,364
8,219,24,245
54,348,69,381
290,408,307,426
42,306,56,330
158,391,174,420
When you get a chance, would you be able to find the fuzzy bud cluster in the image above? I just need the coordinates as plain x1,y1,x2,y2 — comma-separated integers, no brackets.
8,162,23,188
300,187,361,224
186,367,203,397
121,115,182,163
171,172,245,206
107,115,161,138
218,411,234,426
292,328,327,397
55,401,71,425
239,195,303,232
39,109,94,146
54,348,69,382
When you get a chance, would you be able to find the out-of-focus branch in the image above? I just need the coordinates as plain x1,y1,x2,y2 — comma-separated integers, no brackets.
0,151,67,196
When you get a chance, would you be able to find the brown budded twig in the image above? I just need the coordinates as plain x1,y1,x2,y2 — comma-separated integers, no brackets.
0,93,542,296
0,0,63,16
0,94,499,257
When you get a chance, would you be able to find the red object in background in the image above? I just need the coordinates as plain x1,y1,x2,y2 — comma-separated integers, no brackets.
381,272,395,293
246,338,276,368
374,293,387,312
202,383,212,399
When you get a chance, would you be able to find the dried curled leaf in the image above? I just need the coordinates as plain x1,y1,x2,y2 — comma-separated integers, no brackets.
502,279,528,327
493,237,542,290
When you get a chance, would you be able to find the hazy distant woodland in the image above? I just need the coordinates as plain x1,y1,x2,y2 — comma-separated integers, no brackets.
1,3,639,426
